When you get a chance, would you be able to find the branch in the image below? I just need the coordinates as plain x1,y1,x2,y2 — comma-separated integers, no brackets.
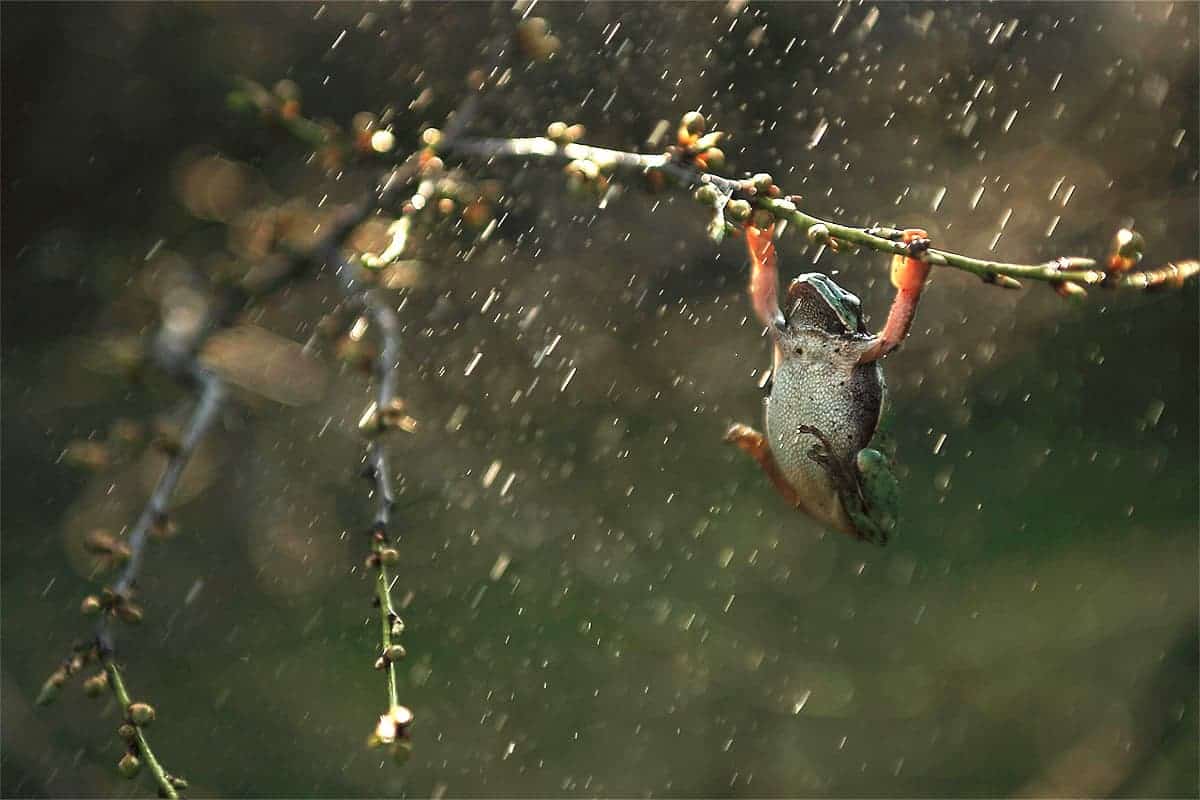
438,132,1198,295
41,123,424,792
97,365,225,651
103,656,185,799
339,260,417,762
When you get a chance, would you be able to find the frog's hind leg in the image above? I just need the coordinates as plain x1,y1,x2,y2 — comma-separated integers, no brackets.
724,423,800,508
795,424,890,545
849,448,899,545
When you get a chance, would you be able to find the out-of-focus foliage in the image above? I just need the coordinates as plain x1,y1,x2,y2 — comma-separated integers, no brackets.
2,3,1196,796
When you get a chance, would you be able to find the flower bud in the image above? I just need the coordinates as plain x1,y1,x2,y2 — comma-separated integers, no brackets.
1053,280,1088,301
420,127,443,150
81,595,103,616
546,121,568,142
681,111,707,135
118,723,138,741
516,17,559,61
385,644,407,662
565,159,599,180
1107,228,1145,272
379,547,400,566
700,147,725,170
693,184,720,206
725,199,752,221
116,604,144,625
118,753,142,780
751,173,774,194
129,702,156,726
83,672,109,698
36,671,67,706
419,155,444,176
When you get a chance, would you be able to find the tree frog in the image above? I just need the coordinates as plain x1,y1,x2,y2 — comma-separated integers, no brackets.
725,224,900,544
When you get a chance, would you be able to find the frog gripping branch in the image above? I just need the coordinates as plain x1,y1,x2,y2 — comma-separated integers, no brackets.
859,228,932,365
727,225,900,545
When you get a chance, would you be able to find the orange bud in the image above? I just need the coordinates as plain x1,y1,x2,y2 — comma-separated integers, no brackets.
1053,280,1088,301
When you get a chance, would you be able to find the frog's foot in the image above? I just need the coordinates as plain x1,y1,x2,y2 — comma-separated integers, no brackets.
845,448,899,545
724,423,801,508
794,424,890,545
793,424,842,471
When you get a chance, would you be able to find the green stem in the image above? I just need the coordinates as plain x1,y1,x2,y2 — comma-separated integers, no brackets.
375,559,401,713
102,658,179,800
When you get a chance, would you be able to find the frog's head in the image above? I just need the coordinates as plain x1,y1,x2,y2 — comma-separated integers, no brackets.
784,273,868,336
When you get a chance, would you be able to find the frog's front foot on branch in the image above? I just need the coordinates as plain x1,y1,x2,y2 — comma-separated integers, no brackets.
857,228,932,366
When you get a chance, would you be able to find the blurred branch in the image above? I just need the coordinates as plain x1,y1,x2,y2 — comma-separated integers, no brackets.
41,120,425,792
97,365,224,652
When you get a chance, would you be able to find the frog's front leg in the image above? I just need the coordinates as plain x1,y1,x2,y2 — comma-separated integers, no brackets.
744,224,787,335
858,228,931,365
724,422,801,508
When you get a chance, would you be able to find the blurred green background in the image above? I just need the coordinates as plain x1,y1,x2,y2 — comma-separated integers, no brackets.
3,2,1197,796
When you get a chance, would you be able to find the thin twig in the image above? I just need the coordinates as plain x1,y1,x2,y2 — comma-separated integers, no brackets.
98,365,225,651
102,657,180,800
338,257,414,748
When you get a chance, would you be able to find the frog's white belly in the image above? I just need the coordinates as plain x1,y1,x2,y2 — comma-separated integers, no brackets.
765,396,854,535
764,357,877,537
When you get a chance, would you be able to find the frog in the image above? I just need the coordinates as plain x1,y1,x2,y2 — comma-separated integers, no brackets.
724,223,901,544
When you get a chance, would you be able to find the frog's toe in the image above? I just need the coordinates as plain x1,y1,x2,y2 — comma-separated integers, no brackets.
723,422,762,447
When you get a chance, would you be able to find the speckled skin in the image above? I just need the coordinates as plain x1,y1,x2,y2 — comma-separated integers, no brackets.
765,275,885,539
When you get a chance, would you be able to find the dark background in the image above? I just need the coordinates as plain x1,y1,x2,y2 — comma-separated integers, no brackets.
3,3,1197,796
